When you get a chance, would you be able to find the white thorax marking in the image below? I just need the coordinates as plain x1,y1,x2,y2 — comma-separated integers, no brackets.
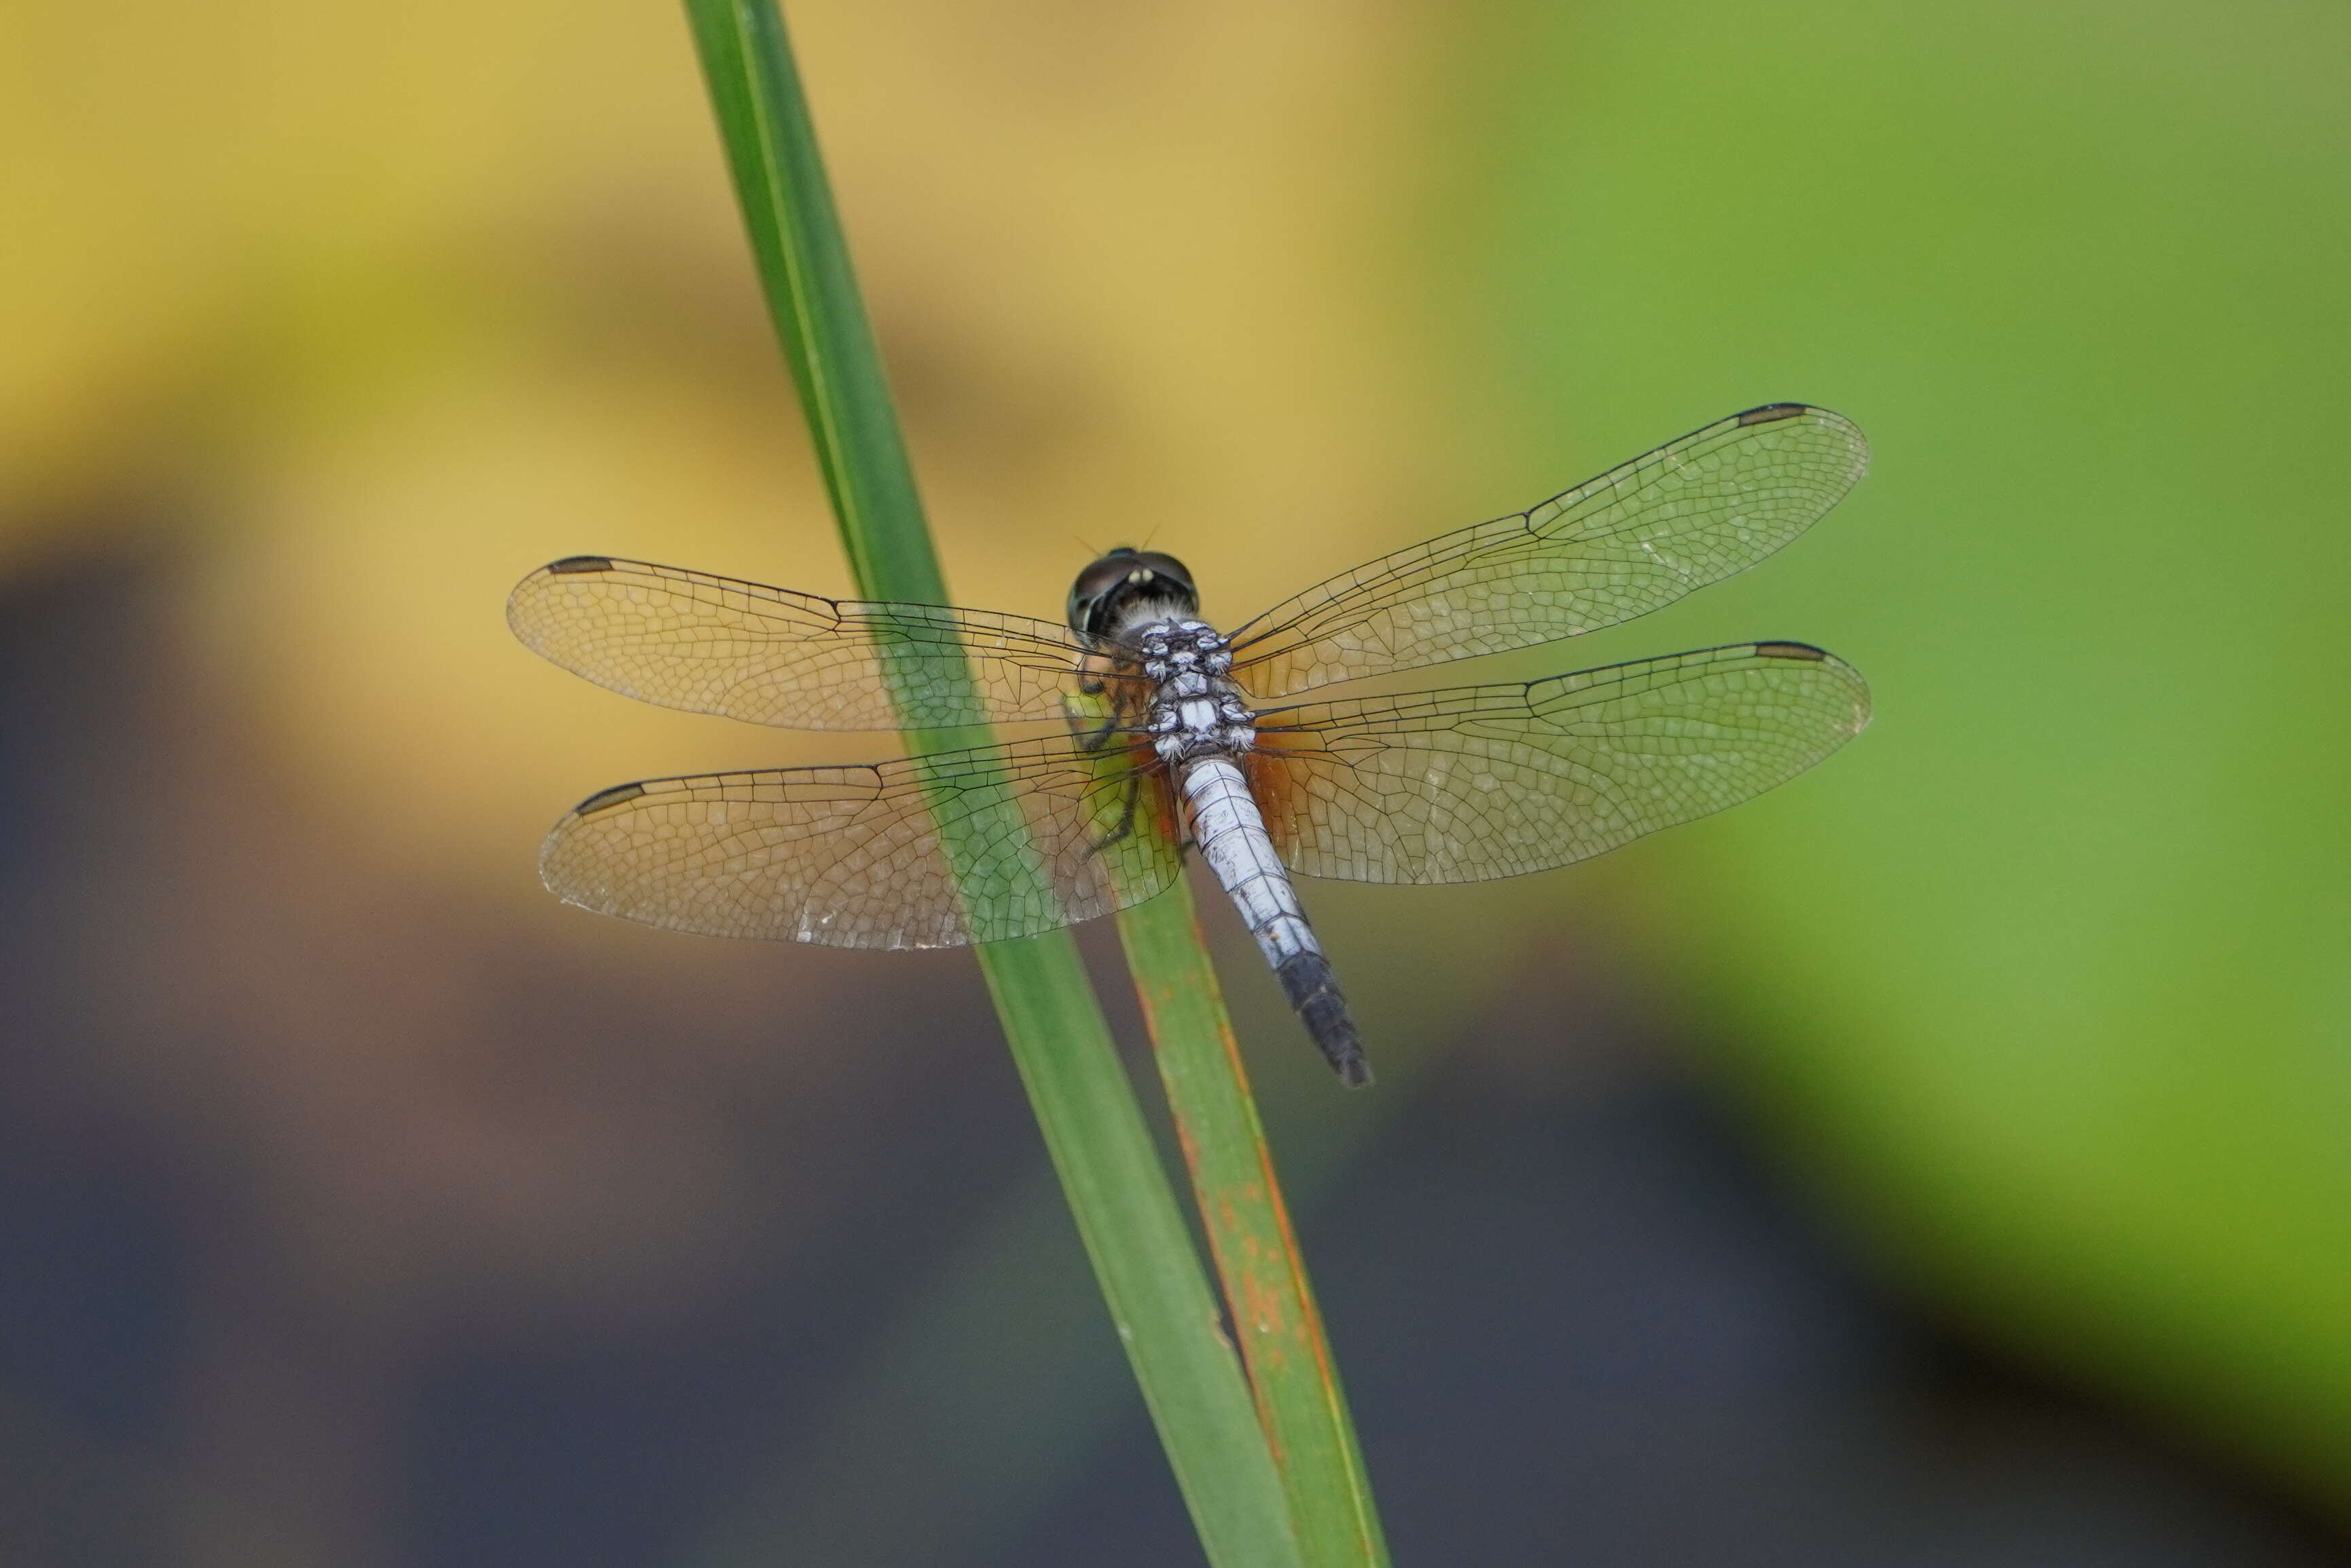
1126,618,1256,767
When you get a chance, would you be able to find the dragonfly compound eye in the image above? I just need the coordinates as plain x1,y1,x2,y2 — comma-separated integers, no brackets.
1066,548,1200,636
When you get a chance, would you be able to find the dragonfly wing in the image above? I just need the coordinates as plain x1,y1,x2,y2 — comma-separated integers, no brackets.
1227,405,1867,696
508,556,1128,731
1246,642,1869,883
541,734,1181,947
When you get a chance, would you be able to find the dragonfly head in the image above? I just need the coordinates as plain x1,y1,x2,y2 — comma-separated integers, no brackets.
1067,547,1198,639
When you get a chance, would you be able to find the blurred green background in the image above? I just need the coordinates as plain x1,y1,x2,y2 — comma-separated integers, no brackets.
1459,0,2351,1504
3,1,2347,1564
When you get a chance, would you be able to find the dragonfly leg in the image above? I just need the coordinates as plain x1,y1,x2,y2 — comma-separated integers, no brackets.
1082,776,1143,861
1059,692,1123,753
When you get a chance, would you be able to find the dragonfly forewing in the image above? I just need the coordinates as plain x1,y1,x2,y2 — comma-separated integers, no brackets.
508,556,1130,731
1226,405,1867,696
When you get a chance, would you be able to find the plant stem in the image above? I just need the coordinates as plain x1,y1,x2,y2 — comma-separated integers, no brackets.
679,3,1304,1563
1119,885,1393,1568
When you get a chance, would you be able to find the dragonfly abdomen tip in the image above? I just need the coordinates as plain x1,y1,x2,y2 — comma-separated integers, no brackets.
1274,951,1371,1087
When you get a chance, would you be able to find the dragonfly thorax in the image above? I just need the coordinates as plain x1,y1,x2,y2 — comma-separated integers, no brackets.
1134,619,1257,766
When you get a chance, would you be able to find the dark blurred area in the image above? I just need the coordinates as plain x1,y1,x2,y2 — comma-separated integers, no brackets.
7,0,2351,1563
0,558,2339,1565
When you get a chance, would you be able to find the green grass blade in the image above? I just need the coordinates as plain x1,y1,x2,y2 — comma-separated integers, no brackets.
1118,885,1393,1568
679,3,1304,1563
681,0,932,602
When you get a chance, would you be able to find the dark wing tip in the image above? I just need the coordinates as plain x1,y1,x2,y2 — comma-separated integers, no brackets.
573,781,648,816
1750,641,1872,734
546,555,618,575
1735,402,1811,426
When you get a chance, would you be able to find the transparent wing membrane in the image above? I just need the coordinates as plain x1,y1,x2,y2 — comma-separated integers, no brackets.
508,556,1124,731
539,735,1183,947
1227,405,1867,696
1246,642,1869,884
516,407,1872,951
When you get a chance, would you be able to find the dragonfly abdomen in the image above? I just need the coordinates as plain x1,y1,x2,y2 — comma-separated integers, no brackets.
1132,615,1372,1087
1178,755,1371,1087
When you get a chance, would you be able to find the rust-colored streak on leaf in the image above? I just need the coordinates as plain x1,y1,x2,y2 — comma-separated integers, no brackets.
1117,864,1387,1563
1242,1273,1293,1351
1170,1109,1203,1171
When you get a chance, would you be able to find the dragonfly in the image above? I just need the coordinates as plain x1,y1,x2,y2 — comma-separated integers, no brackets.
508,402,1871,1087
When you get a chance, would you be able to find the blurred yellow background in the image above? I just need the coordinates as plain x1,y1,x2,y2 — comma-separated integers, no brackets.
3,1,2348,1565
